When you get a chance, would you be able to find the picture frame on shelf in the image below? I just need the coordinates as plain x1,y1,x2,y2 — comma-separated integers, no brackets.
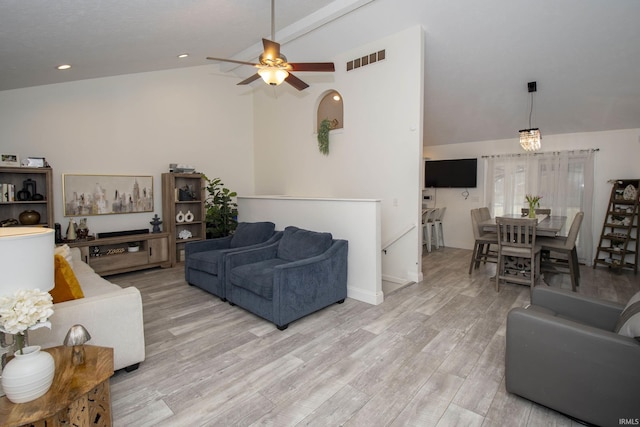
21,157,48,168
63,174,154,217
0,154,19,167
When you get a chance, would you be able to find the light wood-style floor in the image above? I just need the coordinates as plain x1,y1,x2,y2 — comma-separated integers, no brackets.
108,247,639,426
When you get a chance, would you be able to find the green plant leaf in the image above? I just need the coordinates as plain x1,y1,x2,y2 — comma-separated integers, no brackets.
317,118,331,155
203,176,238,238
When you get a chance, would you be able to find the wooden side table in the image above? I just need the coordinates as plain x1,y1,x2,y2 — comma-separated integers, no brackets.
0,345,114,427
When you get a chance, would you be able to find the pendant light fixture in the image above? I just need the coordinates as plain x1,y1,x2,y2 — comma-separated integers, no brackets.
519,81,541,152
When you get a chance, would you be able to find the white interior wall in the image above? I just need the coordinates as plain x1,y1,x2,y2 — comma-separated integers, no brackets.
252,26,424,284
0,65,255,234
238,196,383,305
423,128,640,261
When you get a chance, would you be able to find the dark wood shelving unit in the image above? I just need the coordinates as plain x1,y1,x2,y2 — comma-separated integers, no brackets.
0,166,54,228
161,173,206,266
593,179,639,273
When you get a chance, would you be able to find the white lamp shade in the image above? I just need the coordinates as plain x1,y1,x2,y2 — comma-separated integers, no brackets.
0,228,54,295
258,67,289,86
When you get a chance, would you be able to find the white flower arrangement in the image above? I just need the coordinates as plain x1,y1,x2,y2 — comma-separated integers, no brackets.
0,289,53,336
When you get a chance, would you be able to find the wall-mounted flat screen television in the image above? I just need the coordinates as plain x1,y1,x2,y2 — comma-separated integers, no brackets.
425,158,477,188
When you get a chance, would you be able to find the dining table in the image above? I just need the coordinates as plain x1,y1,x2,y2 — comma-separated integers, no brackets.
479,214,568,237
479,214,568,284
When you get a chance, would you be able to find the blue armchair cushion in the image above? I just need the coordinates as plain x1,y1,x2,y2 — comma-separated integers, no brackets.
230,221,276,248
277,226,333,261
188,251,221,274
229,259,289,300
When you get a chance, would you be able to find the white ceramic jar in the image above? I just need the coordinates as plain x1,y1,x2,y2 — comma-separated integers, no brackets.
1,345,55,403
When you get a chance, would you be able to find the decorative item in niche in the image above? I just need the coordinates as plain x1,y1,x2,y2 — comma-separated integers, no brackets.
317,90,343,131
316,90,343,156
62,174,153,216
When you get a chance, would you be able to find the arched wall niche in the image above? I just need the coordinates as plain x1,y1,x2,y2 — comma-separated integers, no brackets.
316,90,344,131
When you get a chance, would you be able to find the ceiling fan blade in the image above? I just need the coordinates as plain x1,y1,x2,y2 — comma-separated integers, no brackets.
288,62,335,72
262,38,281,60
206,57,258,67
285,73,309,91
237,73,262,86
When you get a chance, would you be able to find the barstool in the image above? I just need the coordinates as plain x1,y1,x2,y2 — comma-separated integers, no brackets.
433,207,446,248
422,208,438,252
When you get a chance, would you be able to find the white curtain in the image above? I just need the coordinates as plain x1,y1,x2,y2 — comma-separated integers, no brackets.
485,150,595,264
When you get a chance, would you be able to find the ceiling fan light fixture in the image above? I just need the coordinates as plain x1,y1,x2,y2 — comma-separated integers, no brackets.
258,66,289,86
519,128,541,151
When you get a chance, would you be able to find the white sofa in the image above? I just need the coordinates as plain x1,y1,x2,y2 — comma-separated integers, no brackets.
30,248,145,371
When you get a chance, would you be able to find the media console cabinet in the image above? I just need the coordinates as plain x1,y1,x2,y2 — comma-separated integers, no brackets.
66,232,171,276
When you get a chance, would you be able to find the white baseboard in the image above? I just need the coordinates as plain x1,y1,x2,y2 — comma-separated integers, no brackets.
347,285,383,305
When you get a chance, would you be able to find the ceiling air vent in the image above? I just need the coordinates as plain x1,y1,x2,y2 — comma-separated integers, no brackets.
346,49,385,71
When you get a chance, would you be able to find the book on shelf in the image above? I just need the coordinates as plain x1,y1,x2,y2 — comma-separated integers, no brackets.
1,183,16,202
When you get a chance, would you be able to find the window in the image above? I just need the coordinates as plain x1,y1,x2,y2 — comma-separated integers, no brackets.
485,150,595,263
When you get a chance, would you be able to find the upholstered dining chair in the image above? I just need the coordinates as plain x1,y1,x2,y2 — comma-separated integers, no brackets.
495,217,542,293
537,212,584,292
521,208,551,216
478,207,491,222
469,208,498,274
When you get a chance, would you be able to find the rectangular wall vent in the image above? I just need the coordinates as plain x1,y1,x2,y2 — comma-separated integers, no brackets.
346,49,385,71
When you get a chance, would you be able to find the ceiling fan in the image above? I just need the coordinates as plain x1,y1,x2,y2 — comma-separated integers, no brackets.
206,0,335,91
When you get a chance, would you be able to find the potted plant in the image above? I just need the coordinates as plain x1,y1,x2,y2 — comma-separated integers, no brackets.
525,194,542,218
203,175,238,238
317,118,331,155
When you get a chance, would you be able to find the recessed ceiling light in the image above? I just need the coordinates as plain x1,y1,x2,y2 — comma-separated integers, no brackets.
333,95,341,101
177,54,189,59
57,64,71,70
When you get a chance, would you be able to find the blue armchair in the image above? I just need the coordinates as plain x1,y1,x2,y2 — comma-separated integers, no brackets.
225,226,348,330
185,221,281,300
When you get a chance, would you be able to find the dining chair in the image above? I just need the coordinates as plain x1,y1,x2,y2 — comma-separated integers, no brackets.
521,208,551,216
537,212,584,292
495,217,542,293
433,207,446,248
469,208,498,274
479,207,491,222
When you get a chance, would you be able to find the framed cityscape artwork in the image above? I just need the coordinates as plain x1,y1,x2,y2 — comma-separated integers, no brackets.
63,174,153,216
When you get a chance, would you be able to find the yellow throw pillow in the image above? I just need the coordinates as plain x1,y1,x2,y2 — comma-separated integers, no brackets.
51,254,84,303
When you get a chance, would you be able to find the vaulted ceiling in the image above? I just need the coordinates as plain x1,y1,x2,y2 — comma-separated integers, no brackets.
1,0,639,146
